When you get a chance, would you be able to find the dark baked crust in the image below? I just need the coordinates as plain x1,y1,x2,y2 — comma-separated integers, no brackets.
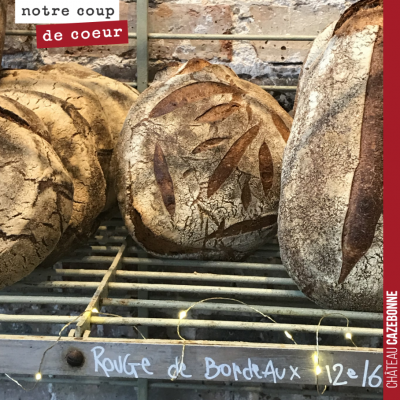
334,0,383,36
278,0,383,311
340,27,383,283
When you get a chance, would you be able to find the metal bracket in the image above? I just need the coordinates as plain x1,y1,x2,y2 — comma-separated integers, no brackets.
136,0,149,92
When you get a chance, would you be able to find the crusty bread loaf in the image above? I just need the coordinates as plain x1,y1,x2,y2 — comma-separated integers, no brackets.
0,115,73,289
116,59,291,260
39,63,139,143
0,90,107,262
0,69,114,189
0,95,51,142
38,63,139,209
278,0,383,311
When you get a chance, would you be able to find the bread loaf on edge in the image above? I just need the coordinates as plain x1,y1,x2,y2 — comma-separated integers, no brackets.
278,0,383,312
0,89,107,262
0,114,73,289
0,69,114,190
38,63,140,210
116,59,292,260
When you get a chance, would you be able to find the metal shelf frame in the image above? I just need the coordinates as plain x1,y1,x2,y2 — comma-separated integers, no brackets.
1,2,383,399
0,217,384,399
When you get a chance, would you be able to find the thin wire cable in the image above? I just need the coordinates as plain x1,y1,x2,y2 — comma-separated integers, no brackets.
4,312,84,391
3,300,360,394
315,313,357,395
171,296,298,381
94,311,146,339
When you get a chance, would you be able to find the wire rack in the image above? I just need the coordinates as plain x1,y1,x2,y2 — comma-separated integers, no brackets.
1,1,383,398
0,216,384,398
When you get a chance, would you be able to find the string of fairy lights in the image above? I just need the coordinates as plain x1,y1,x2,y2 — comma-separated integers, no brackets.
3,297,358,392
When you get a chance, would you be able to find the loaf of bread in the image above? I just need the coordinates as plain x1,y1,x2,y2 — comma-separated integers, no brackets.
0,113,73,289
278,0,383,311
38,63,139,209
0,95,51,141
0,89,107,262
39,63,139,143
0,69,114,188
116,59,292,260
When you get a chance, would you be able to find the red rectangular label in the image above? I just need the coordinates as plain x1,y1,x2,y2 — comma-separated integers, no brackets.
36,20,128,48
384,0,399,398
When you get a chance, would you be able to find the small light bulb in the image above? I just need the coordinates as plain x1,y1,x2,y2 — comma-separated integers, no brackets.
284,331,293,339
345,332,352,340
313,353,318,364
92,308,99,314
179,311,187,319
315,365,322,375
35,372,42,381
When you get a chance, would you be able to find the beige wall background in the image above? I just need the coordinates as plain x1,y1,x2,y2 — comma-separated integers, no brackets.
3,0,357,89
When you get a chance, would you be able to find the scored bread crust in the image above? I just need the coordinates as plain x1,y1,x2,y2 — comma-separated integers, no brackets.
0,117,73,289
0,69,113,189
116,60,291,260
0,89,107,262
0,95,51,142
278,0,383,312
39,63,139,144
38,63,140,210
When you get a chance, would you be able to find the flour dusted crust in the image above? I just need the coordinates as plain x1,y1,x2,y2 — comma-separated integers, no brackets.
278,0,383,311
38,63,140,210
0,69,113,187
0,117,73,289
116,60,291,260
0,89,107,262
39,63,139,144
0,95,51,142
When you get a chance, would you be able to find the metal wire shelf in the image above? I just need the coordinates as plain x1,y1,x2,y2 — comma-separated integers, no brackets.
0,216,383,399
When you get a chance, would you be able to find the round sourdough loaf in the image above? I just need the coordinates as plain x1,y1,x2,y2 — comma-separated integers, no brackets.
0,115,73,289
0,90,107,262
116,60,292,260
278,0,383,311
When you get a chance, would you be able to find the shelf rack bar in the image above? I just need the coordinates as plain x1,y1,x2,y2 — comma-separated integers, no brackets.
0,296,383,321
61,256,287,271
136,0,149,92
0,314,382,336
4,30,311,93
9,281,307,298
54,269,296,286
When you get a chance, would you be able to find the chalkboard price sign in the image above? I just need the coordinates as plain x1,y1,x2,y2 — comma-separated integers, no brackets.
0,337,383,388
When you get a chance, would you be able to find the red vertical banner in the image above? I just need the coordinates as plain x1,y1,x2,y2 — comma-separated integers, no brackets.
384,0,400,398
